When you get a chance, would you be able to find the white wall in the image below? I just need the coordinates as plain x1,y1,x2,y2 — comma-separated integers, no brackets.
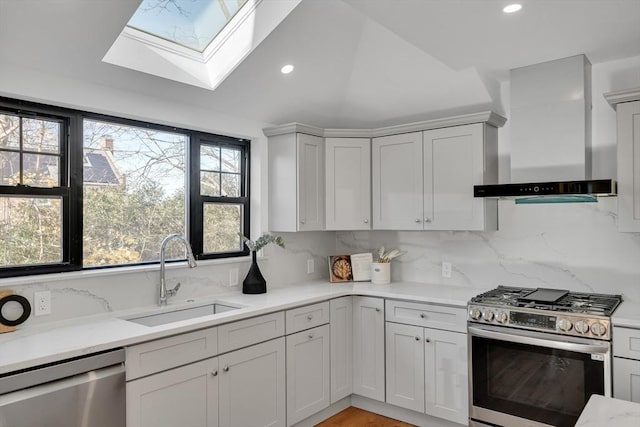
338,55,640,303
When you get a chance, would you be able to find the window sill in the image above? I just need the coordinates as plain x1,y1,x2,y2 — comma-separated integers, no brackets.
0,255,253,287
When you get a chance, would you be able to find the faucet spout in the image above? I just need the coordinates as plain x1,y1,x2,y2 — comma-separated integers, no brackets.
159,234,197,306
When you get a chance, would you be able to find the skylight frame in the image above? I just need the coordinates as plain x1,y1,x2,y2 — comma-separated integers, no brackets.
126,0,251,53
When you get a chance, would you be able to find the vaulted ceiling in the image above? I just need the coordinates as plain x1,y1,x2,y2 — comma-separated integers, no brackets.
1,0,639,128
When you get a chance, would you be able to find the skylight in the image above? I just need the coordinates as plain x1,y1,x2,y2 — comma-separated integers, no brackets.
127,0,249,52
104,0,302,90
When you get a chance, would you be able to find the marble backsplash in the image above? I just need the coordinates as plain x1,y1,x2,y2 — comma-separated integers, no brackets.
0,231,336,327
336,198,640,303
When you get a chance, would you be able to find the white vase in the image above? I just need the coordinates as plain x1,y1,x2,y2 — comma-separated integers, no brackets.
371,262,390,284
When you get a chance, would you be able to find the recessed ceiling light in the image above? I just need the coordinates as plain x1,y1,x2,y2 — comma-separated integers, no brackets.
503,3,522,13
281,64,294,74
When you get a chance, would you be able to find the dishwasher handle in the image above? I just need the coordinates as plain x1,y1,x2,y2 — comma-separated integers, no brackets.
0,348,125,395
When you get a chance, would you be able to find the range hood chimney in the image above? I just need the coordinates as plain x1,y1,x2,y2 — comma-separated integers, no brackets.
475,54,616,203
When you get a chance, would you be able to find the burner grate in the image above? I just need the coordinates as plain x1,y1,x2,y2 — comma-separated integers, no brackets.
471,286,622,316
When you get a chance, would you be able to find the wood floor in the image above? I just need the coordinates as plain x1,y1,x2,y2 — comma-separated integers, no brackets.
315,407,416,427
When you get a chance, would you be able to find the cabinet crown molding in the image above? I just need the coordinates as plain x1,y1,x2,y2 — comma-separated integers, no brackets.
263,111,506,138
604,87,640,110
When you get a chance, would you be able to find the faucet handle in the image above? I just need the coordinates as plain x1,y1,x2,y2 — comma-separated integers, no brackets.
167,282,181,297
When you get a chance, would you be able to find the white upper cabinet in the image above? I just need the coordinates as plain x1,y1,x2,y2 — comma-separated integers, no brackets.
372,123,497,230
372,132,424,230
267,132,324,232
424,123,496,230
605,89,640,232
265,112,503,232
325,138,371,230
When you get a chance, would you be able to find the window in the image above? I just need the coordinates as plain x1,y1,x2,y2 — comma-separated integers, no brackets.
191,135,249,259
0,108,72,272
0,97,250,277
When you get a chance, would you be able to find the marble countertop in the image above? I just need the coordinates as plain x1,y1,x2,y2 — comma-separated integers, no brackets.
575,394,640,427
0,280,484,375
612,301,640,328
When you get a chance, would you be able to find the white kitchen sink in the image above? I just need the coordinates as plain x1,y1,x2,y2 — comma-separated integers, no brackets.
126,302,239,327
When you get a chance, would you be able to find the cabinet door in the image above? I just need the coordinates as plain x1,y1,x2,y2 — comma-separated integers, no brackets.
613,357,640,403
424,328,468,424
126,358,219,427
423,123,488,230
372,132,423,230
330,296,353,403
297,133,324,231
352,296,385,401
617,100,640,231
385,322,425,413
286,324,330,425
325,137,371,230
218,338,286,427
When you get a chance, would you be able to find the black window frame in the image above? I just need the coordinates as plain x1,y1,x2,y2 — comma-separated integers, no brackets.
190,134,250,260
0,96,251,278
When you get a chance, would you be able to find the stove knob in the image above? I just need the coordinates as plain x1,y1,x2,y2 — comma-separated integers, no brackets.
558,318,573,332
574,320,590,334
590,322,607,337
483,310,495,322
470,308,482,321
496,312,508,324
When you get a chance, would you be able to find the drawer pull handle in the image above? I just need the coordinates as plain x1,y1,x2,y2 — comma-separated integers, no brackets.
307,314,313,320
425,338,431,343
223,365,230,372
420,313,426,319
211,370,218,377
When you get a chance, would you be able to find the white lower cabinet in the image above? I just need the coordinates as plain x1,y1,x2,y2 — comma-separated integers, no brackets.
386,322,425,412
385,300,468,425
127,337,285,427
352,296,385,401
613,325,640,403
127,357,219,427
330,296,353,403
219,338,286,427
286,324,330,425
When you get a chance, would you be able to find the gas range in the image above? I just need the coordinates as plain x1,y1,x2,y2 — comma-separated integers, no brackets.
468,286,622,340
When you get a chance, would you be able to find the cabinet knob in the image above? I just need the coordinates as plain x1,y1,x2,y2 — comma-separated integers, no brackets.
223,365,230,372
425,338,431,343
308,333,314,339
375,308,381,312
364,219,369,224
211,370,218,377
300,220,306,225
415,336,420,341
424,218,431,223
415,218,422,223
420,313,426,319
307,314,313,320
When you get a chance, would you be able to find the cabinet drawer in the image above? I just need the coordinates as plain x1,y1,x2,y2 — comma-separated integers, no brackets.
614,327,640,359
126,327,218,380
286,301,330,334
218,312,285,353
385,300,466,332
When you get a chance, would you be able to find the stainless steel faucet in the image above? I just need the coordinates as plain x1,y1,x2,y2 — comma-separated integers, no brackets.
159,234,197,306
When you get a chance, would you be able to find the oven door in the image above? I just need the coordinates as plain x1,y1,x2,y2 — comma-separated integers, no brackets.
468,324,611,427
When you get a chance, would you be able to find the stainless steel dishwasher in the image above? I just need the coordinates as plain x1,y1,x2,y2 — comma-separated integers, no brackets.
0,348,125,427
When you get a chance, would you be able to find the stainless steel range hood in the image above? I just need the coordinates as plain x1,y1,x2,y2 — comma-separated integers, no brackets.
474,55,617,203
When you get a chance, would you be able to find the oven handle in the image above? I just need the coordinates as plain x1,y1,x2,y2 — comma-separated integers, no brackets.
468,326,610,354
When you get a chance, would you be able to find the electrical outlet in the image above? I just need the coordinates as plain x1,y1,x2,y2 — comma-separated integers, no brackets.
34,291,51,316
229,268,239,286
442,262,452,278
307,259,315,274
